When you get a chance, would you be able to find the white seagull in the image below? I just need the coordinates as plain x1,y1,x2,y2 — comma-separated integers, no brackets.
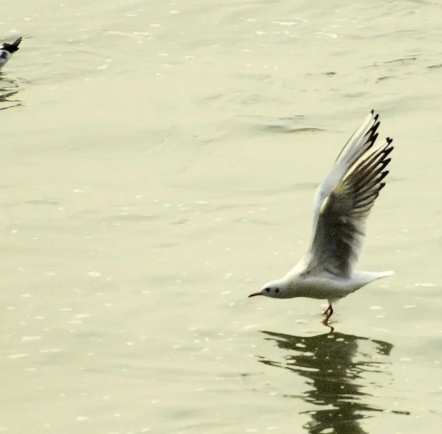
249,110,394,324
0,37,22,72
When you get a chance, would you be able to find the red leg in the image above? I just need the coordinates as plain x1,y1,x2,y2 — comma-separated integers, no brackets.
322,304,333,324
322,304,332,316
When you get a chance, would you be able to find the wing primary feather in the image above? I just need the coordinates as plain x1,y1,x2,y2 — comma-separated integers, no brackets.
303,112,394,278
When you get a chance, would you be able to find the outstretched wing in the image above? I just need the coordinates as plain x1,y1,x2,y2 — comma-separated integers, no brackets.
304,111,393,277
310,110,380,238
1,37,22,53
0,37,22,71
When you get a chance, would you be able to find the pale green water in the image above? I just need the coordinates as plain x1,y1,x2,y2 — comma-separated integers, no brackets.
1,1,442,433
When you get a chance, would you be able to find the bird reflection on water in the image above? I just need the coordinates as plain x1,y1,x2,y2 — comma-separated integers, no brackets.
257,329,409,433
0,76,21,111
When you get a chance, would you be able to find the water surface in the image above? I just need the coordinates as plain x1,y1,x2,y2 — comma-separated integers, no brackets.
1,1,442,433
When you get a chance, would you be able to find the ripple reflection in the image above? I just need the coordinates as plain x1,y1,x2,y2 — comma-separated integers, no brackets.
0,76,22,111
258,329,408,433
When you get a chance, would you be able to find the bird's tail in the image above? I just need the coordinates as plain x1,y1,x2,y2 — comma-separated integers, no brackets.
353,270,394,285
376,270,394,279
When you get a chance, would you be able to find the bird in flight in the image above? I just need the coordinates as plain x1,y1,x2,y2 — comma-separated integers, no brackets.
249,110,394,324
0,37,22,72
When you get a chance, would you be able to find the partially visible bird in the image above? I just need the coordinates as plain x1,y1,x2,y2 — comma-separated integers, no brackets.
0,37,22,72
249,110,394,324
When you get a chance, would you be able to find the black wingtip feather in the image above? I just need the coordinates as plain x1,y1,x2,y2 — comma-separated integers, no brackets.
376,171,389,185
370,109,379,120
364,123,380,146
383,147,394,158
368,131,379,143
380,171,389,182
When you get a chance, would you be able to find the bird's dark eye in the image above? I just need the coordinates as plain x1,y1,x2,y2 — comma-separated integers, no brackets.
265,288,270,293
275,288,280,293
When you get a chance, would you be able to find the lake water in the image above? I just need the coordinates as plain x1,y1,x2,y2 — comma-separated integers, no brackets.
1,1,442,433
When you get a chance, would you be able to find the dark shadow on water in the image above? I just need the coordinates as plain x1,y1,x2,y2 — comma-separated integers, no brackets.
257,329,409,434
0,76,22,111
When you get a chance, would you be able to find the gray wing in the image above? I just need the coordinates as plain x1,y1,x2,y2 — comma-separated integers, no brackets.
1,37,22,52
304,119,393,277
0,37,22,71
310,110,381,239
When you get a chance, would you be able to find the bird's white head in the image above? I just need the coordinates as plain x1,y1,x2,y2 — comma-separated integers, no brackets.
248,279,290,299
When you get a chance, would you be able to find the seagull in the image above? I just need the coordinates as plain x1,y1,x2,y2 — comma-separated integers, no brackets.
0,37,22,72
249,110,394,324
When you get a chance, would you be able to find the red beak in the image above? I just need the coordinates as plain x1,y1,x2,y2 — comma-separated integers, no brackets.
248,292,261,298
